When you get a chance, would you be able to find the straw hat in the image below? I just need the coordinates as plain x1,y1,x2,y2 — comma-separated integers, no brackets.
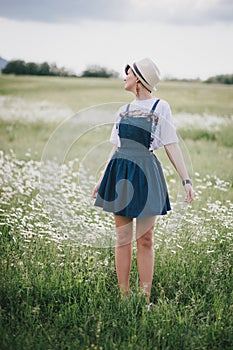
125,57,161,91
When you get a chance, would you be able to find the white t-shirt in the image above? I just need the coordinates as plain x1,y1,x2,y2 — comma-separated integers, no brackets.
110,98,179,151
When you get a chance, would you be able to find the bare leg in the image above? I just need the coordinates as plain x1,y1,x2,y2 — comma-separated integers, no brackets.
114,214,133,297
136,216,157,301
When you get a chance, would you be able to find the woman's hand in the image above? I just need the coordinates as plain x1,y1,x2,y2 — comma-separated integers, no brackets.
92,145,117,199
92,182,100,199
164,144,195,204
184,184,195,203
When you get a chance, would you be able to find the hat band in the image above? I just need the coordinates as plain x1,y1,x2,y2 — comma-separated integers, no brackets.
133,63,150,87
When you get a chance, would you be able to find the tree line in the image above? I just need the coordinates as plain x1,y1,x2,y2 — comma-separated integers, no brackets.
2,60,75,77
81,65,119,78
1,60,119,78
204,74,233,84
1,59,232,83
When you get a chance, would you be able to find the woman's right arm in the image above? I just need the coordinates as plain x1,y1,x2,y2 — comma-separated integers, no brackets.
92,145,118,198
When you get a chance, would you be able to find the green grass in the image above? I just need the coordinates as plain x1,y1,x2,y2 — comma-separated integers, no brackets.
0,75,126,112
0,222,232,350
0,74,233,115
0,76,232,349
156,81,233,116
0,153,232,349
179,124,233,148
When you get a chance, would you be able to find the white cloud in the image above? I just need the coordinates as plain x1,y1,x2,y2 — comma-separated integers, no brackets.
0,17,232,79
0,0,232,24
129,0,233,24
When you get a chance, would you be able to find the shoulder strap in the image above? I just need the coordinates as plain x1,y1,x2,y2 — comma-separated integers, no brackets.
150,99,160,114
125,104,130,112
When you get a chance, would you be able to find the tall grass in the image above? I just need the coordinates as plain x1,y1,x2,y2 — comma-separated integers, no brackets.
0,150,232,349
1,229,232,350
0,77,232,349
179,123,233,148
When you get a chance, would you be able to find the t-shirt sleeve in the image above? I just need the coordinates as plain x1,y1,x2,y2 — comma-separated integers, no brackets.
109,109,122,146
109,122,120,146
158,101,179,146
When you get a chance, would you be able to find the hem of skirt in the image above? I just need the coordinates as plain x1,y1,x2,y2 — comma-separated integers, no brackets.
94,203,171,218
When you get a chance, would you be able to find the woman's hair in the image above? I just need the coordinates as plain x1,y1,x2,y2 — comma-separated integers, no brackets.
126,64,152,94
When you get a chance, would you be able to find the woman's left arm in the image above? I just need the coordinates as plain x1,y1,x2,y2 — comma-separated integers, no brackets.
164,143,195,203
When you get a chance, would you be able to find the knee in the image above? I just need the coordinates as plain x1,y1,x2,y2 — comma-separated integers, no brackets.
116,229,133,247
137,230,153,249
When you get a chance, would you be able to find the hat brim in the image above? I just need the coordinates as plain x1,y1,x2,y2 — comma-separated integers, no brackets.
124,64,156,92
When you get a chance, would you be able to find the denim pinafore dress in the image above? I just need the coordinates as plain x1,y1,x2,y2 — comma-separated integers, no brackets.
94,99,171,218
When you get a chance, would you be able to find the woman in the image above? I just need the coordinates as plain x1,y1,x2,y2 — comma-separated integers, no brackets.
92,58,194,302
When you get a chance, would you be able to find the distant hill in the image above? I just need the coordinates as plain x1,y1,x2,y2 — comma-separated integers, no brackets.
0,57,8,71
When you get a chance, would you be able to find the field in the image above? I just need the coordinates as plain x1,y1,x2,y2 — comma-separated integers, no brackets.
0,75,232,349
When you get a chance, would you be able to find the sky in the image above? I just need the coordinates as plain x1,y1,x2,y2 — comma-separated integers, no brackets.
0,0,233,79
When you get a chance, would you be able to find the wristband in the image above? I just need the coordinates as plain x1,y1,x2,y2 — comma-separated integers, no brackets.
182,179,192,186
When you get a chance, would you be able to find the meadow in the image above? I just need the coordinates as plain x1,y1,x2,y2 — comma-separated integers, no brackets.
0,75,232,349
